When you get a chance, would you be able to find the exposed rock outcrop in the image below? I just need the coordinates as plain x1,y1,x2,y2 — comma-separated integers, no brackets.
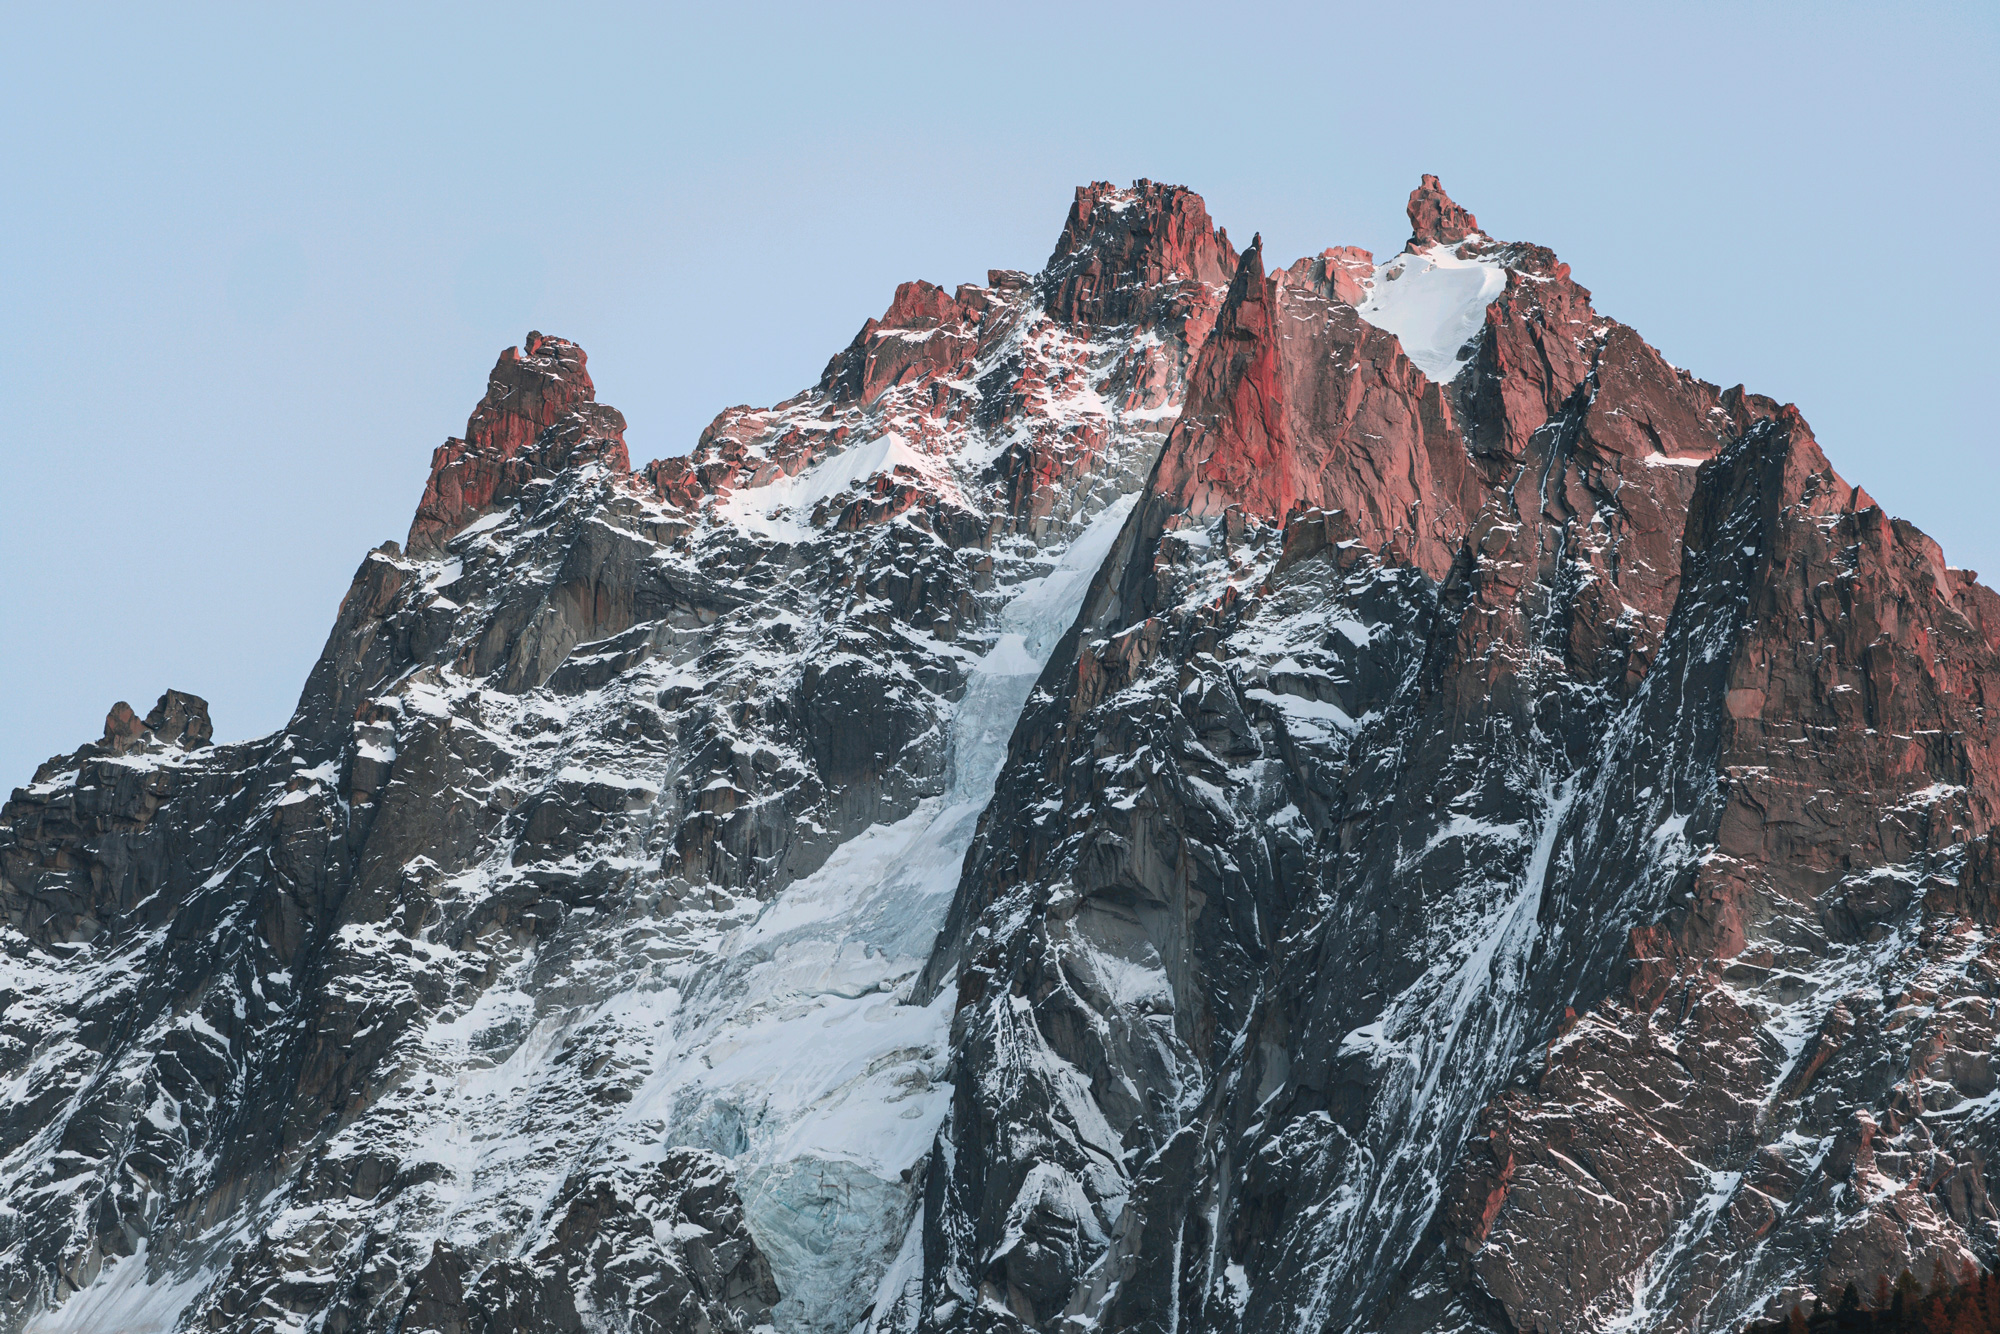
407,331,630,556
100,689,212,753
1408,173,1482,246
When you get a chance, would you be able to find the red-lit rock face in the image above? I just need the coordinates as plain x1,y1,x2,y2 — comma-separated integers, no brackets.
407,332,630,555
1408,170,1482,246
1041,178,1238,330
1149,237,1471,578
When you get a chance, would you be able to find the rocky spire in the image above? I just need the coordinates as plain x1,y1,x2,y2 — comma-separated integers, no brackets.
1147,231,1299,522
1039,179,1238,328
805,180,1238,416
406,331,629,555
101,690,212,753
1406,172,1480,247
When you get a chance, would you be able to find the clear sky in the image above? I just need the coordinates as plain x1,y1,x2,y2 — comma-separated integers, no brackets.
2,2,1995,784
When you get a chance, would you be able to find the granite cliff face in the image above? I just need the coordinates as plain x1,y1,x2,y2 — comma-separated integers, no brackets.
4,179,1996,1334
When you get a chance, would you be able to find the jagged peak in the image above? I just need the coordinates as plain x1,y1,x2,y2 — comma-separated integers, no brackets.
787,183,1242,428
407,332,630,555
463,330,601,457
1048,179,1222,259
810,277,993,408
102,690,212,755
1040,179,1238,326
801,183,1239,413
1406,173,1481,248
878,279,965,331
639,185,1247,538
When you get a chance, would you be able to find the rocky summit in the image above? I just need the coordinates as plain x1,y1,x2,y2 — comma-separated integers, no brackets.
3,179,1996,1334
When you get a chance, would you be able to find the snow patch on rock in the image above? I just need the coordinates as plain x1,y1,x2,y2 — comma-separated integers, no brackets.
1355,242,1506,382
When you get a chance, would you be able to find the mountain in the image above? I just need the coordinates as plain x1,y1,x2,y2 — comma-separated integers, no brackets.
4,178,1997,1334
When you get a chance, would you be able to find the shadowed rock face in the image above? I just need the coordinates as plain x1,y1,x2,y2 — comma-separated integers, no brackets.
3,178,1995,1334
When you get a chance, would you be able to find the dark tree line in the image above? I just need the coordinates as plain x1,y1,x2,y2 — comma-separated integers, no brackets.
1746,1268,2000,1334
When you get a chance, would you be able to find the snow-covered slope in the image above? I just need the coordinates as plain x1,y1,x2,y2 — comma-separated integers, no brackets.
1354,241,1507,381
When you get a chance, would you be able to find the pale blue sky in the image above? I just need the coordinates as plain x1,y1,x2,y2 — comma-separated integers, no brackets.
3,2,1995,783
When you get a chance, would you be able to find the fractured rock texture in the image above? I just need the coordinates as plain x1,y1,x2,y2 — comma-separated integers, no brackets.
4,176,1996,1334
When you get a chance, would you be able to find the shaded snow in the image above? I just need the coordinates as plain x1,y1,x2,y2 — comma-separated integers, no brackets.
717,434,937,543
21,1242,208,1334
609,493,1143,1330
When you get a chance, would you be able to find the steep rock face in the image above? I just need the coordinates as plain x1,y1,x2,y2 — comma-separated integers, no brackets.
406,332,631,557
1414,413,2000,1333
5,176,1996,1334
0,183,1231,1334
